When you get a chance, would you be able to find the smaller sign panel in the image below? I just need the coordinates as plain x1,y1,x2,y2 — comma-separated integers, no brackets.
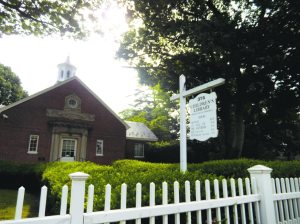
189,92,218,141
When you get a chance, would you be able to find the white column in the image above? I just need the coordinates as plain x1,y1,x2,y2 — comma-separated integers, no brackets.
179,75,187,172
248,165,276,224
69,172,89,224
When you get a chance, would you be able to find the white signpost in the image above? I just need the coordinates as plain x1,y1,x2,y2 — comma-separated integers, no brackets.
170,75,225,172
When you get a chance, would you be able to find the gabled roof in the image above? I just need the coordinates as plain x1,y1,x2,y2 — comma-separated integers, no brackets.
126,121,158,141
0,76,129,129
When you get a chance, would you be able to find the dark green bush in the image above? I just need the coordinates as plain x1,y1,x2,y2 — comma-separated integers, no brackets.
187,159,300,178
267,160,300,178
192,159,268,178
0,160,46,193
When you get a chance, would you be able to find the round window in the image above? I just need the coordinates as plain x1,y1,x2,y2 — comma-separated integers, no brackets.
68,98,78,108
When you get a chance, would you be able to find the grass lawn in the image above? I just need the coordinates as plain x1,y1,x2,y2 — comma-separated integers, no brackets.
0,189,39,221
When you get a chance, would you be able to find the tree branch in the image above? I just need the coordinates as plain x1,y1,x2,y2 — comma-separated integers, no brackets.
205,0,224,20
0,0,56,29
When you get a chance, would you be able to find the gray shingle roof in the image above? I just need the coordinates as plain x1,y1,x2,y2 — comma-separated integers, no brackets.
125,121,158,141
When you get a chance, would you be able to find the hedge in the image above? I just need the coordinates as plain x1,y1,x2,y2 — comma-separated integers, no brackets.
3,159,300,215
42,160,221,213
192,159,300,178
0,161,46,193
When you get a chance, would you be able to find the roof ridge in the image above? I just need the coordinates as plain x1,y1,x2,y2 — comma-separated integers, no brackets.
0,76,129,129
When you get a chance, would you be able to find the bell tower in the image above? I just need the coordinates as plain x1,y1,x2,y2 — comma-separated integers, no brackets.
57,56,77,82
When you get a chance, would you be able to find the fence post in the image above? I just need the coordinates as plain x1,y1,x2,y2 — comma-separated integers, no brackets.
248,165,276,224
69,172,89,224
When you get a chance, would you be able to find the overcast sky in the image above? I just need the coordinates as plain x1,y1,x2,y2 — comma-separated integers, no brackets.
0,2,141,113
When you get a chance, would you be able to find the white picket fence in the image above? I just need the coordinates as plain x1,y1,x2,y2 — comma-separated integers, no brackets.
1,165,300,224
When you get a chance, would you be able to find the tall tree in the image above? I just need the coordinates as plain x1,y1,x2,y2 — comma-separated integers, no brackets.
120,84,178,143
0,0,104,38
118,0,300,158
0,63,27,105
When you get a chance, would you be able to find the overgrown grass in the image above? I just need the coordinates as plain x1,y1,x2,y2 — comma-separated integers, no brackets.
0,189,39,220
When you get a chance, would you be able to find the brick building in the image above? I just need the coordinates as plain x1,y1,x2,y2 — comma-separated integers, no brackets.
0,58,157,164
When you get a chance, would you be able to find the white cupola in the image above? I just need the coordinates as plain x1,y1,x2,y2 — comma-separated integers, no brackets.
57,56,77,82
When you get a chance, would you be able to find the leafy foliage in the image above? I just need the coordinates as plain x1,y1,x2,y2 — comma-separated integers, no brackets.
0,161,46,192
120,83,179,142
42,160,220,212
0,0,104,38
42,159,300,213
3,159,300,215
118,0,300,158
0,63,27,105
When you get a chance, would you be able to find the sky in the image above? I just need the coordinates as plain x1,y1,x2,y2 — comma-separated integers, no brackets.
0,2,142,114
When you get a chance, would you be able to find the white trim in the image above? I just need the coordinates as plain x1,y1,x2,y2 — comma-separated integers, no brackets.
0,77,76,113
0,77,130,130
60,138,77,161
74,78,130,129
27,151,38,155
126,137,158,142
96,139,104,156
27,135,39,154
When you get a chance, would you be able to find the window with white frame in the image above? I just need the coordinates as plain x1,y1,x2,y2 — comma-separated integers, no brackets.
134,143,144,158
96,139,103,156
28,135,39,154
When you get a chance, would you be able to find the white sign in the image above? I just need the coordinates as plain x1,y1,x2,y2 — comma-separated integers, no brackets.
189,92,218,141
170,75,225,172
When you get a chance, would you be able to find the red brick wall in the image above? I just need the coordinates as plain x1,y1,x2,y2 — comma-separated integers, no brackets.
0,79,126,164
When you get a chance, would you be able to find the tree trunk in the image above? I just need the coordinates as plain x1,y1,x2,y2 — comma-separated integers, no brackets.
218,87,236,158
235,109,245,157
219,90,246,157
218,81,246,158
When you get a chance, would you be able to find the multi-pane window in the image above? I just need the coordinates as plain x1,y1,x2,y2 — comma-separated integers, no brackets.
134,143,144,158
28,135,39,154
96,139,103,156
61,139,76,158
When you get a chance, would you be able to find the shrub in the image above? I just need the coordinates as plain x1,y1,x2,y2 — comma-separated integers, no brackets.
4,158,300,216
0,161,46,193
189,159,300,178
42,162,113,214
266,160,300,178
42,160,222,213
192,159,268,178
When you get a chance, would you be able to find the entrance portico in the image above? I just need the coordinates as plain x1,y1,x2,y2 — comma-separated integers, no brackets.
49,123,90,162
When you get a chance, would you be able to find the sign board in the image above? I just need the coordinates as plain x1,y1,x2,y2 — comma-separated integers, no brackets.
189,92,218,141
170,75,225,172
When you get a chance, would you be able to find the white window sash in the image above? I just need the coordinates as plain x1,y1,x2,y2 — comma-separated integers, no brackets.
27,135,39,154
96,139,103,156
134,143,144,158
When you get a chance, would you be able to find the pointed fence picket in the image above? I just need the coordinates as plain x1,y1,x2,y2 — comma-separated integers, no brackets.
162,182,168,224
3,165,300,224
1,185,70,224
273,177,300,224
84,177,261,224
14,187,24,220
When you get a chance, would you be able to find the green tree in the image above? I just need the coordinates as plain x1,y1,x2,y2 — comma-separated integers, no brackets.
118,0,300,158
0,63,27,105
0,0,104,38
120,84,178,143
